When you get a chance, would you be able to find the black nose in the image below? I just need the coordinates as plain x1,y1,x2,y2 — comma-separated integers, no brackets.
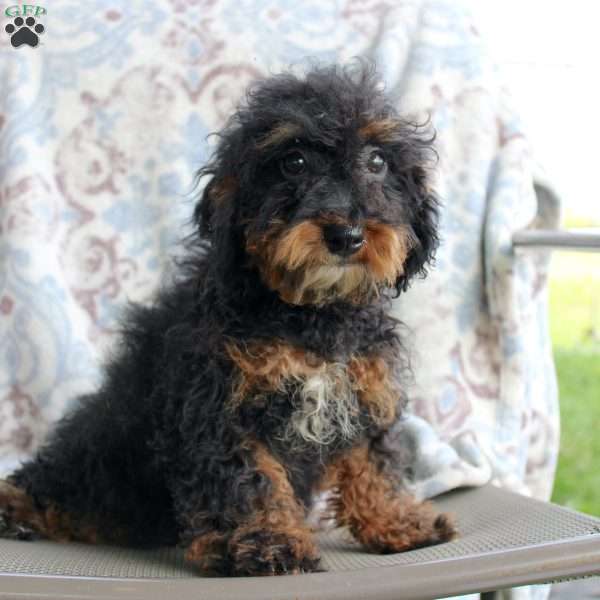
322,224,364,257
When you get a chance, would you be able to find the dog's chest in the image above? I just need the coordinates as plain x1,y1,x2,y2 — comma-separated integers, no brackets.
226,340,400,446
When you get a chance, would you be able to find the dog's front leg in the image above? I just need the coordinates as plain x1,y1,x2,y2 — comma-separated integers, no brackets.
183,444,321,576
323,445,456,553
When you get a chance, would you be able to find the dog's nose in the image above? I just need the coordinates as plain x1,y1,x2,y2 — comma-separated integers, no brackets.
322,224,364,257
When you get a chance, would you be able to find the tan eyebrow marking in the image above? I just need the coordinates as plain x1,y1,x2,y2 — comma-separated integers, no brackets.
358,118,402,143
255,122,303,150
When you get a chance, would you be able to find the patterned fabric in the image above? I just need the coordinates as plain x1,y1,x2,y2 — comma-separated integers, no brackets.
0,2,559,598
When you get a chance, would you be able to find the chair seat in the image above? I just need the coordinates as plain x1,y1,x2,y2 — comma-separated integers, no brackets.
1,485,599,600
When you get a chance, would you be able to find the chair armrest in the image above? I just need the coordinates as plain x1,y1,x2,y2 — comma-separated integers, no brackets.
512,229,600,251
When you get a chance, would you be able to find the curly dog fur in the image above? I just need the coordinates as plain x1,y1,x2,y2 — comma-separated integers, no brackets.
0,63,456,576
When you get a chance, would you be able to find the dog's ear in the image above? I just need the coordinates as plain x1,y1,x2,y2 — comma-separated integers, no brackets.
193,160,246,291
195,177,215,238
194,124,245,242
395,165,440,293
194,174,238,239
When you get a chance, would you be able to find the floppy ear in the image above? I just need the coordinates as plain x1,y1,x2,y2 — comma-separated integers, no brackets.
191,159,245,297
194,123,246,241
194,174,238,239
395,165,440,293
195,177,216,238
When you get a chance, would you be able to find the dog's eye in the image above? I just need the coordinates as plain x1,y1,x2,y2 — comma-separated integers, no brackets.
366,150,386,174
281,151,307,176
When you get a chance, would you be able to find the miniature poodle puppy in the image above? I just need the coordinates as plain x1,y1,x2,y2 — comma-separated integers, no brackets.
0,63,455,576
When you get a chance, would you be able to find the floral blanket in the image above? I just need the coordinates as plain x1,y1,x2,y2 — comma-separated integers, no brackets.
0,2,559,598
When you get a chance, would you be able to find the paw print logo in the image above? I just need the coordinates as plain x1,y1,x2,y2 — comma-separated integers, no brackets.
5,16,45,48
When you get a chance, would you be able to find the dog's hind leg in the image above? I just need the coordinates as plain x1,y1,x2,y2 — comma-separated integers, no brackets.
0,480,100,543
321,445,457,553
183,443,321,576
0,480,45,540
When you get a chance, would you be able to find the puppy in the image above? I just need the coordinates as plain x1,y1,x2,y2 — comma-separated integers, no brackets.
0,64,455,576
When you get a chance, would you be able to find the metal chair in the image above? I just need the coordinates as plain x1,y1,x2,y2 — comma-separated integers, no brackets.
0,482,599,599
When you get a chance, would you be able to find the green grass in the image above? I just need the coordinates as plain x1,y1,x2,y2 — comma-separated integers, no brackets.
562,212,600,229
552,350,600,515
548,251,600,516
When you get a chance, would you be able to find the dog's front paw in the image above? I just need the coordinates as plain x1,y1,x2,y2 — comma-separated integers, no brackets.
429,512,457,545
228,528,322,576
354,506,457,554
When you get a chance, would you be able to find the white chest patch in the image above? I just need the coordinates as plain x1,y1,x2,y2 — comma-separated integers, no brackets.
226,340,396,448
282,364,362,448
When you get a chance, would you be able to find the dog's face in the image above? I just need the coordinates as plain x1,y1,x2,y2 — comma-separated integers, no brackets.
197,65,439,306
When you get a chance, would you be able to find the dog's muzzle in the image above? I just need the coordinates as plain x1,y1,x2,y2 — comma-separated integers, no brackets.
322,224,364,257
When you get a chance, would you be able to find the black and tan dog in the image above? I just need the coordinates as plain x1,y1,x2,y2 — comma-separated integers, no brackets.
0,64,455,576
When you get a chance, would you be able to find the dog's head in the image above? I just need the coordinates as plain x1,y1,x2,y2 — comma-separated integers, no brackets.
196,64,439,306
